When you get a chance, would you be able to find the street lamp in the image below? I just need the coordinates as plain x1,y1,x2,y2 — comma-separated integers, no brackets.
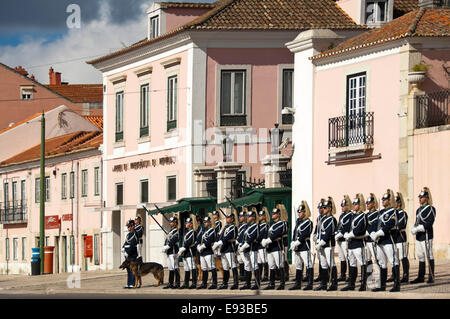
222,135,234,162
269,123,284,155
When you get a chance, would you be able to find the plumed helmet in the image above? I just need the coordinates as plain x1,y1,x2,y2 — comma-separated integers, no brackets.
227,209,238,226
395,192,405,209
203,216,211,223
323,196,336,215
247,209,256,218
341,195,352,208
317,198,325,209
381,189,395,208
353,193,366,212
277,204,289,221
189,214,198,229
297,200,311,219
366,193,379,210
126,219,135,227
419,187,433,206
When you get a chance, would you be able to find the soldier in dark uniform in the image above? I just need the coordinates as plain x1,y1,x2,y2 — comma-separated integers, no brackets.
289,201,313,290
178,215,197,289
163,216,180,289
236,209,248,281
313,199,326,282
370,189,400,292
257,208,270,282
134,216,144,264
335,195,352,282
410,187,436,284
365,193,379,278
262,208,286,290
122,219,138,288
197,216,217,289
391,192,410,283
193,214,204,287
342,194,368,291
213,210,239,290
239,209,260,290
212,210,223,236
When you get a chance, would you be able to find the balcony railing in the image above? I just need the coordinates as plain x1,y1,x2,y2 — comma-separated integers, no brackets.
328,112,374,149
416,90,449,129
0,201,28,224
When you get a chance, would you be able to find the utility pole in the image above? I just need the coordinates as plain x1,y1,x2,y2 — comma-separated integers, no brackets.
40,112,45,274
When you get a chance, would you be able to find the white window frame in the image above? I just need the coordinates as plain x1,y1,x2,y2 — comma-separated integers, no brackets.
22,237,26,261
115,91,124,141
61,173,67,199
94,167,100,196
45,176,50,202
116,183,124,206
81,169,88,198
166,175,177,202
34,178,39,203
20,86,34,100
140,83,150,134
365,0,388,24
140,179,149,204
20,180,26,204
167,75,178,123
220,70,246,116
150,16,160,39
13,238,18,261
70,172,75,199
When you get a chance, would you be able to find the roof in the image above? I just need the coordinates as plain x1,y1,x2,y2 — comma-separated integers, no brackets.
83,115,103,129
311,8,450,61
0,112,42,135
147,197,218,215
44,84,103,103
88,0,365,65
155,1,216,9
0,130,102,167
394,0,419,17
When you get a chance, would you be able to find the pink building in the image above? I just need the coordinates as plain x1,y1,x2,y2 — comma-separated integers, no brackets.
289,6,449,258
87,0,367,268
0,110,103,274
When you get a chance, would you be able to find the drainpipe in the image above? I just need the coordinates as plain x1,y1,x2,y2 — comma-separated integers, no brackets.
76,161,80,269
100,157,103,266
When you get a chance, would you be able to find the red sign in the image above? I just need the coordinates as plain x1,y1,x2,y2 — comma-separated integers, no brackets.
62,214,72,221
45,215,60,229
84,236,93,258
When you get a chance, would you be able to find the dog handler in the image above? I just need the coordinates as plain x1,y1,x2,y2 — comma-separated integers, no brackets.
122,219,138,288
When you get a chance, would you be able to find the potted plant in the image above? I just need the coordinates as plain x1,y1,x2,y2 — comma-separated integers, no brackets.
408,63,428,88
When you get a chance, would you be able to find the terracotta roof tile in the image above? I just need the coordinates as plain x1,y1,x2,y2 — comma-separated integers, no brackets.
312,8,450,61
88,0,365,65
394,0,419,17
0,112,42,135
45,84,103,103
0,131,102,166
83,115,103,129
156,1,216,9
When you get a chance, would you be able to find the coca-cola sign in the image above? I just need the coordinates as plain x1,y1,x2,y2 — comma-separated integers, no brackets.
45,215,60,229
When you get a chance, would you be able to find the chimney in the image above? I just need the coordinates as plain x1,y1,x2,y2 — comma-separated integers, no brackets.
49,66,62,85
14,66,29,77
418,0,450,7
30,74,35,81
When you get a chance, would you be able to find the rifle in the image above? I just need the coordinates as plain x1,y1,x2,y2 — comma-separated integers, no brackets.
141,205,168,235
424,231,434,282
224,195,239,213
154,204,170,222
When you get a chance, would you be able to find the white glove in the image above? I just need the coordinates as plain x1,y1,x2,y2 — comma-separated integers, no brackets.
178,247,186,256
162,245,170,253
239,242,250,253
370,232,377,241
212,240,223,251
198,244,206,253
411,227,418,235
374,229,384,240
263,238,272,248
290,240,300,251
317,240,326,249
365,231,370,238
344,232,355,241
335,233,344,241
416,225,425,233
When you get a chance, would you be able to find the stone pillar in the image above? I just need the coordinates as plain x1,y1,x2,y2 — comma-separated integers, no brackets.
214,162,242,204
193,166,216,197
262,154,291,188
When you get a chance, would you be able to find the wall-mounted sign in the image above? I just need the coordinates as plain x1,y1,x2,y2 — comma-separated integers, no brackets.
62,214,72,221
112,156,176,172
84,235,93,258
45,215,60,229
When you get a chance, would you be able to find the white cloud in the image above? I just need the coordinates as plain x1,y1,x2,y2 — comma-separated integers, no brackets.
0,1,148,84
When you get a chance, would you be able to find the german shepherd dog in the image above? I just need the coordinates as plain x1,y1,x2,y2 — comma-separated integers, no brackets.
194,252,224,281
119,259,164,288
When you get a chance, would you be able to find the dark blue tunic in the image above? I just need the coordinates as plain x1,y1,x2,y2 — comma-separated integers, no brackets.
414,205,436,242
347,212,367,250
292,218,312,252
266,220,285,253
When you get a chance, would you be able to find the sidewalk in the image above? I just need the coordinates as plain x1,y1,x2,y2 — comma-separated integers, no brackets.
0,259,449,298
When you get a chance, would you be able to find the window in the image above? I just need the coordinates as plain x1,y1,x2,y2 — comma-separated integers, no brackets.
45,236,50,247
70,172,75,199
93,234,100,265
34,178,39,203
3,182,9,208
346,72,367,144
220,70,246,126
366,1,387,23
94,167,100,196
81,169,88,197
116,183,124,206
22,237,26,261
70,235,75,265
167,176,177,201
20,87,33,100
61,173,67,199
12,181,17,206
45,176,50,202
140,84,150,137
5,238,9,261
150,16,159,39
13,238,18,261
140,179,149,203
167,76,177,131
20,180,26,204
115,91,124,142
282,69,294,125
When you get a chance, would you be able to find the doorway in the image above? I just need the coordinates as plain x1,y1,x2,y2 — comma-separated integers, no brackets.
62,236,67,273
54,236,60,274
111,210,121,268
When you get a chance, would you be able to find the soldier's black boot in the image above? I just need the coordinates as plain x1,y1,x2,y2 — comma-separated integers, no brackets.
314,266,323,282
189,269,197,289
327,266,338,291
303,268,313,290
208,269,218,289
400,258,410,283
197,270,208,289
258,263,263,283
341,266,356,291
277,268,285,290
172,269,180,289
390,265,401,292
410,261,425,284
359,265,367,291
239,263,245,281
264,269,276,290
387,267,395,283
262,263,269,282
314,268,328,291
289,269,302,290
302,264,308,281
230,268,239,290
180,271,190,289
240,271,252,290
218,270,229,290
251,268,261,290
284,261,290,282
338,261,347,282
164,271,174,289
372,268,387,291
427,259,435,284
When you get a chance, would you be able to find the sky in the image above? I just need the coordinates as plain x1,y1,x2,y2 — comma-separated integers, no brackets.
0,0,214,84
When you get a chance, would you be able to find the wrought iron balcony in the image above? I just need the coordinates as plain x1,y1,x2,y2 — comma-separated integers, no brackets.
328,112,374,149
416,90,449,129
0,201,28,224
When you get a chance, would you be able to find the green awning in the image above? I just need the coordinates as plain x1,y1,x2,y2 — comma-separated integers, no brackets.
216,192,263,209
146,197,217,215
